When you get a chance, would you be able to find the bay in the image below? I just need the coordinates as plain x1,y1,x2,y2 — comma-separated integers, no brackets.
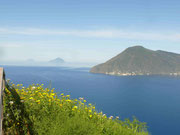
4,66,180,135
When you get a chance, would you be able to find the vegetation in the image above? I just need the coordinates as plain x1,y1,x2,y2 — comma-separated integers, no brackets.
3,81,148,135
90,46,180,75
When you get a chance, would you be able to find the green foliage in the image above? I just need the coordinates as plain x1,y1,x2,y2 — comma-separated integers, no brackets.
3,82,149,135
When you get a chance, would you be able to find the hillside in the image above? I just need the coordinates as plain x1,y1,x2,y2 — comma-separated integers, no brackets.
90,46,180,76
3,82,148,135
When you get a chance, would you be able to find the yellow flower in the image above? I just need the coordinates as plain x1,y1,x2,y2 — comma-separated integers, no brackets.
89,104,92,106
83,100,86,103
20,97,24,99
36,100,40,103
59,104,63,107
92,106,95,109
89,115,92,118
66,99,72,102
61,93,64,96
29,97,33,100
89,110,92,113
73,106,78,109
66,95,70,98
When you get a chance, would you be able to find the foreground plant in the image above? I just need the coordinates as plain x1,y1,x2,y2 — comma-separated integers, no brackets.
3,82,149,135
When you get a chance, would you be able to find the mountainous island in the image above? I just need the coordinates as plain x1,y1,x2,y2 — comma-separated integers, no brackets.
90,46,180,76
48,57,65,65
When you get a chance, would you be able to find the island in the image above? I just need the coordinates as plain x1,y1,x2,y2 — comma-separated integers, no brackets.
90,46,180,76
48,57,65,66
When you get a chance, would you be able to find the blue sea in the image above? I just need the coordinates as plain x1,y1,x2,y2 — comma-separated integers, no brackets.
3,66,180,135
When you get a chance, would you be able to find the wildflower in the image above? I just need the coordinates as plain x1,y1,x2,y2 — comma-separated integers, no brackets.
20,100,24,103
73,106,78,109
61,93,64,96
51,93,55,96
109,116,113,119
116,116,119,119
66,99,72,102
92,106,95,109
102,114,106,117
36,100,40,103
89,103,92,106
29,97,34,100
32,86,36,90
89,110,92,113
9,101,14,105
59,104,63,107
6,79,10,82
66,95,70,98
20,97,24,99
89,115,93,118
83,100,86,103
79,97,84,100
72,108,75,111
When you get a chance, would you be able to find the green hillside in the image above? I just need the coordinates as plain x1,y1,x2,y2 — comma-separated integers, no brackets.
90,46,180,76
3,82,148,135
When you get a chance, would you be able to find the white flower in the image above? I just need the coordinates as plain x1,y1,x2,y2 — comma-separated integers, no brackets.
20,100,24,103
31,86,36,90
79,97,84,100
9,101,14,105
7,114,10,117
116,116,119,119
6,79,10,82
109,116,113,119
102,114,106,117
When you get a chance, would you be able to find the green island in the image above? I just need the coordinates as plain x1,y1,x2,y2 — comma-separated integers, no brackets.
3,81,149,135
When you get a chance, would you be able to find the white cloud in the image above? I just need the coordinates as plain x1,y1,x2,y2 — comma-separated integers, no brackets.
0,27,180,41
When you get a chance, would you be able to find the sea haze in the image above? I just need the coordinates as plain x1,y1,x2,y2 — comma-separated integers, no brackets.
4,66,180,135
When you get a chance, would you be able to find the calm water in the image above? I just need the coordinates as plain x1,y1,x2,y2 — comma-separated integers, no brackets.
3,66,180,135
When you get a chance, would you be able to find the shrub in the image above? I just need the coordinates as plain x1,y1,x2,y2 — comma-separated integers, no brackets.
3,82,149,135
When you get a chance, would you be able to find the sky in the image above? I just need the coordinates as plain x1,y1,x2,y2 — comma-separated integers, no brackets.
0,0,180,65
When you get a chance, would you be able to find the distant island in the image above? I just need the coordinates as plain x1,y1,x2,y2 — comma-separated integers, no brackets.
48,57,65,66
0,57,65,67
90,46,180,76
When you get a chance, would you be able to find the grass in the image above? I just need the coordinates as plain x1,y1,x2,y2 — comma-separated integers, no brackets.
3,81,149,135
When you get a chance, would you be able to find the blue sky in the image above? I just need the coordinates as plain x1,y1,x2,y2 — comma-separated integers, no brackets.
0,0,180,64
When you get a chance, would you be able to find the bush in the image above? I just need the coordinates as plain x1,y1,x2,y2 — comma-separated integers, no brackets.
3,82,149,135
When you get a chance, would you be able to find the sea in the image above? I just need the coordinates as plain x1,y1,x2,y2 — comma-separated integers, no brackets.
3,65,180,135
